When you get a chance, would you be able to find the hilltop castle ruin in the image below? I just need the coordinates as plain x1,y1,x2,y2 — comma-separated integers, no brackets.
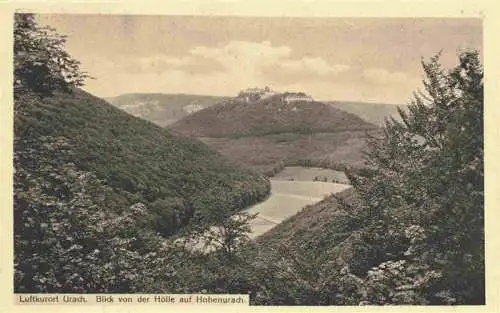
281,92,314,104
237,86,277,102
237,87,314,104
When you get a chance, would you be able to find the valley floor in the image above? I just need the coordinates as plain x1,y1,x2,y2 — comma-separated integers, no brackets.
182,167,351,251
245,178,351,238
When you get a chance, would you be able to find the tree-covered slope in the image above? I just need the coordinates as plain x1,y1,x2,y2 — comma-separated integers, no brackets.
15,89,270,236
169,95,379,174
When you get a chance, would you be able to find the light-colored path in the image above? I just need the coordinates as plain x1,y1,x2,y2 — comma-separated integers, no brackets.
244,180,351,238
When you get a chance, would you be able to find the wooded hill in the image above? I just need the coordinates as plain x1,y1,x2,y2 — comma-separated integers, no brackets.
15,89,270,237
171,94,377,138
170,95,380,174
14,13,271,293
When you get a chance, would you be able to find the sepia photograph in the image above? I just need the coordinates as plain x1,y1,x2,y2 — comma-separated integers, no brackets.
11,10,486,306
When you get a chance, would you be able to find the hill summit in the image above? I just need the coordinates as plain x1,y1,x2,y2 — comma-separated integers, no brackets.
171,90,376,138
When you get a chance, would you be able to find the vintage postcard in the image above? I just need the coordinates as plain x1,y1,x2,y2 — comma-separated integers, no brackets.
1,1,499,312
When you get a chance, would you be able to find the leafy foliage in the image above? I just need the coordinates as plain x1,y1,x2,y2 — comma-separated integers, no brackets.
344,50,484,304
14,13,90,100
190,210,258,262
14,135,171,292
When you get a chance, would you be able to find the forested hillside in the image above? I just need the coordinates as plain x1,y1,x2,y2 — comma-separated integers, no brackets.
15,89,270,236
170,95,379,175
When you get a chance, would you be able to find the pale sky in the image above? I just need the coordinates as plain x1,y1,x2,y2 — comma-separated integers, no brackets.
38,15,482,104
